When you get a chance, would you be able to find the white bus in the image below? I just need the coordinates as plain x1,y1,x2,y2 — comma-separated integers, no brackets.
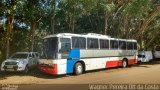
39,33,138,75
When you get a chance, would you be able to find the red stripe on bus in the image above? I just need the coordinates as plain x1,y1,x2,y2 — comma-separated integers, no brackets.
106,59,137,68
106,60,121,68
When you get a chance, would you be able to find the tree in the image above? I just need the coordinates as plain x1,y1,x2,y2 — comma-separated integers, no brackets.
15,0,51,51
2,0,18,58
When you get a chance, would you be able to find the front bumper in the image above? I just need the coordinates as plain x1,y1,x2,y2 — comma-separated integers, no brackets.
39,64,57,75
1,65,25,72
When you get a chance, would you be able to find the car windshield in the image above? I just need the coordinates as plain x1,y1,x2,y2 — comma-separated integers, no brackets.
11,53,28,59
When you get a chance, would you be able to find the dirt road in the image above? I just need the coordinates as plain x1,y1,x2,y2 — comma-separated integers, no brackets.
0,61,160,84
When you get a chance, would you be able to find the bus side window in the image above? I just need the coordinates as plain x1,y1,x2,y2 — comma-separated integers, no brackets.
87,38,99,49
72,37,86,49
60,43,71,53
100,39,109,49
60,38,71,58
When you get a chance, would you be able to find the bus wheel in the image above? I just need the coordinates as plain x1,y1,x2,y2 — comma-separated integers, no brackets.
74,62,83,75
122,59,128,68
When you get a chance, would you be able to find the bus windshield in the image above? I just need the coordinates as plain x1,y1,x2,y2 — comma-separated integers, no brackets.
41,37,58,59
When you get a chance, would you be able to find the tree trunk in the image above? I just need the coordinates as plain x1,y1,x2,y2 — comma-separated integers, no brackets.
6,15,14,59
123,16,128,38
51,0,56,34
104,11,108,35
71,16,75,33
31,22,36,52
104,0,112,35
6,29,10,59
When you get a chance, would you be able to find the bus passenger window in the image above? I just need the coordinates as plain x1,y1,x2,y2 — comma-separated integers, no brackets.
127,42,133,50
87,38,99,49
110,40,118,49
119,41,126,50
100,39,109,49
72,37,86,49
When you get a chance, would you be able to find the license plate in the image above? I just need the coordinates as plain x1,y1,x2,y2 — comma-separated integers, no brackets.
7,66,13,69
6,69,14,71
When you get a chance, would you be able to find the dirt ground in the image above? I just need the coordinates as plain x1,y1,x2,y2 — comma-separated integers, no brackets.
1,61,160,84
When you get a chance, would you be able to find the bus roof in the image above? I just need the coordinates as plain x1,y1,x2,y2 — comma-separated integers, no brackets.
44,33,137,42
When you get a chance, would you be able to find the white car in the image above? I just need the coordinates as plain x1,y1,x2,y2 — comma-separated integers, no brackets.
1,52,39,73
138,51,153,63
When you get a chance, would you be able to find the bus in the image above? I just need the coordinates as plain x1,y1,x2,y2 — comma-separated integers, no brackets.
39,33,138,75
154,45,160,59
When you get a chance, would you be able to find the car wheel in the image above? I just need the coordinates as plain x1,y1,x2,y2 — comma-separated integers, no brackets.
24,65,29,73
74,62,83,75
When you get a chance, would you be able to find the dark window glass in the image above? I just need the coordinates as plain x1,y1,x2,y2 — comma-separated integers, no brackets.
72,37,86,49
87,38,99,49
29,54,32,57
35,53,39,57
138,55,145,58
60,38,71,59
100,39,109,49
127,42,133,50
110,40,118,49
60,38,70,42
41,37,58,59
11,54,28,59
119,41,126,50
32,53,35,58
133,42,137,50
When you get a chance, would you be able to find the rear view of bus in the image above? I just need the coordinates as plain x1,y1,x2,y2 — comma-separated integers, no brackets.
38,33,138,75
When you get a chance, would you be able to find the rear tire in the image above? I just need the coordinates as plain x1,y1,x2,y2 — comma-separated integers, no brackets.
74,62,83,75
122,60,128,68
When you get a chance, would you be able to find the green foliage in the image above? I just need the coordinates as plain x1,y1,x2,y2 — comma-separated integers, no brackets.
0,0,160,60
100,1,115,12
123,0,151,18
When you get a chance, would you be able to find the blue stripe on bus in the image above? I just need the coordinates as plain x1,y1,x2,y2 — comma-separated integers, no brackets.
67,49,80,73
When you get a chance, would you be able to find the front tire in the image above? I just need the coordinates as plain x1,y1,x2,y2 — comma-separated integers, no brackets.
23,65,29,73
74,62,83,75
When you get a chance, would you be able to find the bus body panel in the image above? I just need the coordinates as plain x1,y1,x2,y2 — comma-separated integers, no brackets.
39,51,137,75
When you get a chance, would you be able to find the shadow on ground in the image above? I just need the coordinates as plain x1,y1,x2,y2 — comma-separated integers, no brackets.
0,67,67,81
